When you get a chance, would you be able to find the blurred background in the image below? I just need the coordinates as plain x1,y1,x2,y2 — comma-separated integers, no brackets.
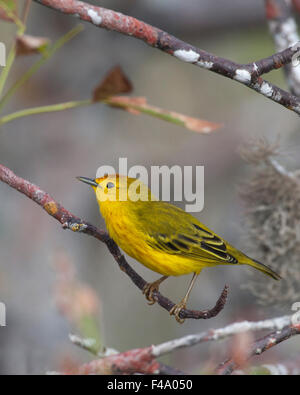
0,0,299,374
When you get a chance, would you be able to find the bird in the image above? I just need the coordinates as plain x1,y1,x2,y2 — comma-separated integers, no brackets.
77,174,281,323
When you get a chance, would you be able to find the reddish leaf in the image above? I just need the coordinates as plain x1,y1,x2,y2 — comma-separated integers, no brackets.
110,96,147,114
108,96,222,133
16,34,50,56
93,66,133,102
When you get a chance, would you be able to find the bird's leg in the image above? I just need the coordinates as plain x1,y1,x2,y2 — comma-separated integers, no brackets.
170,273,199,323
143,275,168,305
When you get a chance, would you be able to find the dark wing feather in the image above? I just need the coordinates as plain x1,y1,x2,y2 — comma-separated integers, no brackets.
132,201,238,264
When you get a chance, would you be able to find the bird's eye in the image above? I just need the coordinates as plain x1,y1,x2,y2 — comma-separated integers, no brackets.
106,182,115,189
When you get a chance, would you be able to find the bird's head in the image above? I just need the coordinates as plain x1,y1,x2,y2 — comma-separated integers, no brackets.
77,174,156,205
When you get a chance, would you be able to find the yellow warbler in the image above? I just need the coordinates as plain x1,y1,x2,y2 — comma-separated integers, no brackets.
78,174,281,323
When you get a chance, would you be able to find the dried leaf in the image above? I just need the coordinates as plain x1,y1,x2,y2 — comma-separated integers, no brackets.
107,96,222,133
110,96,147,114
171,112,221,133
93,66,133,102
16,34,50,56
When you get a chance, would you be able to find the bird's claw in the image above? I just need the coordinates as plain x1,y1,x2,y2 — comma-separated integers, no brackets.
143,282,159,305
169,301,186,324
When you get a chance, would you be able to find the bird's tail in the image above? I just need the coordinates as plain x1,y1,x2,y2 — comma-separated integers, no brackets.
245,257,281,281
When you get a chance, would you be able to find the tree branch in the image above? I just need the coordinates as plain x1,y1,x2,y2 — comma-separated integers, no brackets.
0,163,228,321
217,322,300,375
64,315,296,374
32,0,300,115
265,0,300,96
69,334,185,375
151,315,293,357
71,346,185,375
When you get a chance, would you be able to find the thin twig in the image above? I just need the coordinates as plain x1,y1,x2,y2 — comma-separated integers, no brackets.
0,24,84,113
69,334,118,357
32,0,300,115
217,322,300,375
22,0,32,24
0,1,26,98
0,99,92,126
267,157,299,182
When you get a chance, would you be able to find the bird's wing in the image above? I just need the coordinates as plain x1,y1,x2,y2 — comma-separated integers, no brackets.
133,202,238,264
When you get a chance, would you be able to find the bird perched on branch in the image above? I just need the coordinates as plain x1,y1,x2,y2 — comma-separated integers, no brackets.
78,174,281,323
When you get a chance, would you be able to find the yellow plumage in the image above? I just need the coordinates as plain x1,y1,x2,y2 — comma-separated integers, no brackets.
78,174,281,322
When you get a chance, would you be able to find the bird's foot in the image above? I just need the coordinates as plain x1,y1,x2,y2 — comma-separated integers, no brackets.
143,276,168,305
143,281,161,305
169,300,187,324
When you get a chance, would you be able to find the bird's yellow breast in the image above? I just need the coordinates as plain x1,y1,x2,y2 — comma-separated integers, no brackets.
99,201,204,276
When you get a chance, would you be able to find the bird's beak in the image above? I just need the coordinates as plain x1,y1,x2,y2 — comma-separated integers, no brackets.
76,176,98,187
